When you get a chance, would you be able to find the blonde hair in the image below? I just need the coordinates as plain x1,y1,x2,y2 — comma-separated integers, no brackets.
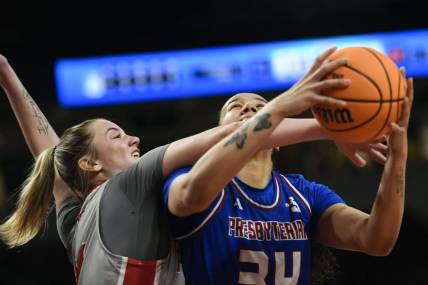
0,147,55,247
0,119,97,248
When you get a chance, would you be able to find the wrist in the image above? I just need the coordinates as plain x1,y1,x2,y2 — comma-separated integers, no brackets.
263,100,286,120
224,122,241,137
386,154,407,169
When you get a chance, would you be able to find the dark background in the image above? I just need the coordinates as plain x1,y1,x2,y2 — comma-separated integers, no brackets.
0,1,427,284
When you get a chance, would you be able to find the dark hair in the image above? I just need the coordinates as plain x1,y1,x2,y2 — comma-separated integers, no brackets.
311,242,339,285
0,119,97,247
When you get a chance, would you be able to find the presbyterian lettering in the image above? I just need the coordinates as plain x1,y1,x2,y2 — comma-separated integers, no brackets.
228,217,307,241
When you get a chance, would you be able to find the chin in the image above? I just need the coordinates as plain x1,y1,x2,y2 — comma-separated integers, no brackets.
132,156,140,161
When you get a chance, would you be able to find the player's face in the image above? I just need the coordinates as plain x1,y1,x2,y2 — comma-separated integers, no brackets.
89,119,141,177
219,93,268,125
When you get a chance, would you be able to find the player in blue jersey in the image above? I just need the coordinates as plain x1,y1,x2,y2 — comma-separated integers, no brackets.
163,57,413,283
0,47,386,284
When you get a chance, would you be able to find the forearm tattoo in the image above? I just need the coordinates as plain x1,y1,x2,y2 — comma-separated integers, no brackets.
223,113,273,150
253,113,272,132
224,125,248,150
23,89,50,135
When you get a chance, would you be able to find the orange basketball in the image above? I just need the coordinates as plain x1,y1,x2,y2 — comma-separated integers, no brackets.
312,46,407,143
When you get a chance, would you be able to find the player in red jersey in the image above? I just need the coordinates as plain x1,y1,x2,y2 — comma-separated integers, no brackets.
0,48,393,284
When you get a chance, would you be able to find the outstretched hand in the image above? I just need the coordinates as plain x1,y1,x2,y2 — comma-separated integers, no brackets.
274,46,351,118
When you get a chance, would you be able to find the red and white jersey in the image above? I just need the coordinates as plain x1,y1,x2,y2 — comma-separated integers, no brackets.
72,184,184,285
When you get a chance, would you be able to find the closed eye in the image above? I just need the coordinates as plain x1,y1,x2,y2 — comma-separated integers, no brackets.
228,104,241,111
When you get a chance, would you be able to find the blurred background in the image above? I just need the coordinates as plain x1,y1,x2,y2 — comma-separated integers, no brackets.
0,1,427,284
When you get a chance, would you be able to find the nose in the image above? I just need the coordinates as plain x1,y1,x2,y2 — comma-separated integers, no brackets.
241,101,258,114
128,135,140,147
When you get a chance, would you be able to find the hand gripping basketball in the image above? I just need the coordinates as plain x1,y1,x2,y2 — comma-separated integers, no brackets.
312,46,407,143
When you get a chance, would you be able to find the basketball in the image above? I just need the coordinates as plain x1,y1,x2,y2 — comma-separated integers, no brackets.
312,46,407,143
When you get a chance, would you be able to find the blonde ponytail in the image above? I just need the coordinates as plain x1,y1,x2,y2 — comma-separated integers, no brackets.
0,147,55,247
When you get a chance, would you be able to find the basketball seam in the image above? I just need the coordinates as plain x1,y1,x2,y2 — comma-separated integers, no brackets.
317,63,384,133
364,47,393,141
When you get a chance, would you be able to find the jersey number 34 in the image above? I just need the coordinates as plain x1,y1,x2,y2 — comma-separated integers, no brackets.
239,249,301,285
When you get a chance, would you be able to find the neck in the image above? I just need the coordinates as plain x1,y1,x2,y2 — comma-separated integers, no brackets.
236,150,273,189
90,173,109,191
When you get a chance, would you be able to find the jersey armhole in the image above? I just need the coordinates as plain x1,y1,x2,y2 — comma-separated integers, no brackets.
175,189,226,240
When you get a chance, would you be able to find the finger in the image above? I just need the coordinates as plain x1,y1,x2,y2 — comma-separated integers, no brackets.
311,58,347,81
312,78,351,91
400,66,406,79
347,152,367,167
398,78,413,126
368,148,387,165
306,46,337,75
312,95,347,107
369,142,388,153
311,46,337,71
406,77,414,108
366,136,387,145
398,97,410,128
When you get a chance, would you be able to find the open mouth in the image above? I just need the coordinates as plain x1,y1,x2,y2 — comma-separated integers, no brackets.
131,151,140,158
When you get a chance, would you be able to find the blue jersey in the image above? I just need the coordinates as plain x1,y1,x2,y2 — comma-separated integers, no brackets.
163,168,344,285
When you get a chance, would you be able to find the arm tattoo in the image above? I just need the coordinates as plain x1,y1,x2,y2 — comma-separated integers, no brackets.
253,113,272,132
23,90,50,135
224,125,248,150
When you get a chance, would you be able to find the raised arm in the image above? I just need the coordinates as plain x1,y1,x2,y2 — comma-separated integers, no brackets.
0,55,72,207
315,75,413,256
0,55,58,156
167,47,351,216
268,118,388,167
164,86,386,182
162,122,240,178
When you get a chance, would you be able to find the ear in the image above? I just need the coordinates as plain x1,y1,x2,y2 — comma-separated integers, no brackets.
78,156,102,172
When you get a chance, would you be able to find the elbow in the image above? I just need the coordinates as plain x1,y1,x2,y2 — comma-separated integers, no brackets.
365,245,393,257
359,218,401,256
180,190,209,214
363,237,398,256
185,179,216,212
174,180,212,217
